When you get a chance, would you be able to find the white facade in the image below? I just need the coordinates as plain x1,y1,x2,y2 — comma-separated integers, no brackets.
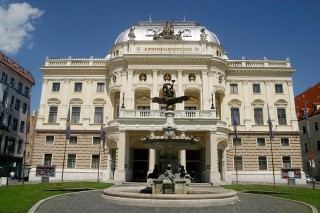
30,21,305,184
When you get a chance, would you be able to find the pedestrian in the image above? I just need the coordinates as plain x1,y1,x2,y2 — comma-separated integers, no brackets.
10,171,15,183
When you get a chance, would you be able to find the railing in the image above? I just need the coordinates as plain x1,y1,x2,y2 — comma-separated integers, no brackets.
119,109,217,119
45,58,108,67
228,59,290,68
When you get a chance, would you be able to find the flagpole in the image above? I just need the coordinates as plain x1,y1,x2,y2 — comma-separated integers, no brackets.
61,139,68,183
97,140,101,182
235,136,238,185
270,137,275,187
231,107,239,185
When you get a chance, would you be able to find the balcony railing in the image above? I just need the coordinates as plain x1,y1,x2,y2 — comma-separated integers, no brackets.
119,109,218,119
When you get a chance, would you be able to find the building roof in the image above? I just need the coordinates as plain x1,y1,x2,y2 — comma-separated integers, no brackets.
114,21,220,45
295,82,320,120
0,51,35,85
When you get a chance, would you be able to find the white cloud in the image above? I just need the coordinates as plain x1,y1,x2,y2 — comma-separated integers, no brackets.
0,2,43,55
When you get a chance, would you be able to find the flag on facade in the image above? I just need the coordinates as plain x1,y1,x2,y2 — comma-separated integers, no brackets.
231,108,238,139
66,106,71,140
100,111,105,142
267,106,274,140
304,102,311,138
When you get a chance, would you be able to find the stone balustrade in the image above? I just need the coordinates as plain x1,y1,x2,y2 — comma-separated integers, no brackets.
228,59,290,68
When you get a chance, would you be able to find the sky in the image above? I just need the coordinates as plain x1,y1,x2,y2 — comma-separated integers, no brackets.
0,0,319,112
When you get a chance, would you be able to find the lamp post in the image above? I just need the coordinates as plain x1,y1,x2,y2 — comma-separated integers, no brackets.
0,124,9,185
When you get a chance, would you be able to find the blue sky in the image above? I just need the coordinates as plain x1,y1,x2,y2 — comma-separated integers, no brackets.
1,0,319,112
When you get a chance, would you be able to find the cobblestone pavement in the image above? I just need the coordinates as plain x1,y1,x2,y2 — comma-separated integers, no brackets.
34,190,312,213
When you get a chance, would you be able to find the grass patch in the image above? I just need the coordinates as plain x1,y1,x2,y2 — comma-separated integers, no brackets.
222,184,320,211
0,182,113,213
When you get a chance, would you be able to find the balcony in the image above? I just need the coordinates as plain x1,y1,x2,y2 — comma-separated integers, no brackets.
119,109,218,119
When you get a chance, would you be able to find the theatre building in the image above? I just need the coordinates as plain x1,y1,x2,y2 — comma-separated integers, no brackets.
29,21,305,184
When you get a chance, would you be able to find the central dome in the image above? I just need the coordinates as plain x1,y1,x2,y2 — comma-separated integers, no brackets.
115,21,220,45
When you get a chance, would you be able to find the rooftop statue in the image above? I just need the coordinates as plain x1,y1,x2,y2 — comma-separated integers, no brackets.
153,21,185,41
152,80,190,110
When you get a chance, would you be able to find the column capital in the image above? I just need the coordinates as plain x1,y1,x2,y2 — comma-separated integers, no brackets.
43,79,49,84
63,79,71,84
86,79,93,84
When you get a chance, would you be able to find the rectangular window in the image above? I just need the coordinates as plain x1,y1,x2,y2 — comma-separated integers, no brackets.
8,140,15,153
71,107,81,123
302,126,306,134
230,83,238,93
48,106,58,123
22,103,27,114
74,82,82,92
317,141,320,151
97,82,105,92
234,156,243,171
52,82,60,92
252,83,261,93
275,84,283,93
282,156,291,168
67,154,76,168
233,138,242,146
231,108,240,125
12,118,18,131
2,91,8,107
258,156,268,170
18,82,23,93
24,86,29,97
94,107,103,123
69,136,77,145
17,140,23,154
281,138,289,146
1,72,8,83
10,77,15,87
46,136,54,144
93,137,101,145
19,121,25,133
91,155,100,169
254,108,264,125
277,108,287,125
15,99,20,111
257,138,266,146
304,143,308,153
7,115,12,130
43,154,52,166
315,122,318,131
10,95,15,109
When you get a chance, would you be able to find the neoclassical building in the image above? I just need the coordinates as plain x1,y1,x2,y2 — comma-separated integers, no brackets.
30,21,305,184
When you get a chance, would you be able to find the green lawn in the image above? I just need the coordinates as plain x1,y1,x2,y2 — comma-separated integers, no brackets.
222,184,320,211
0,182,113,213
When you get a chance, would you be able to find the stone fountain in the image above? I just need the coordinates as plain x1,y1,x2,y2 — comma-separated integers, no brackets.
103,80,238,206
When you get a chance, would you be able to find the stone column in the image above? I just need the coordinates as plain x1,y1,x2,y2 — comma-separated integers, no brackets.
120,72,127,109
179,150,186,171
151,70,158,110
205,132,220,185
176,70,183,110
83,79,92,129
148,148,156,174
201,70,209,110
287,81,299,130
126,69,133,109
265,81,275,125
59,79,70,130
243,81,251,130
36,79,49,129
114,130,129,182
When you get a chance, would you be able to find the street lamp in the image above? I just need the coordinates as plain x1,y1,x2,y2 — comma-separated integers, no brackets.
0,124,8,185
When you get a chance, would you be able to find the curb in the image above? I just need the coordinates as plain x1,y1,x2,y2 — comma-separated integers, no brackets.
240,192,318,213
28,189,102,213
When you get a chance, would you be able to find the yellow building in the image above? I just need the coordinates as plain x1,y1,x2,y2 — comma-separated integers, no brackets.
30,21,305,184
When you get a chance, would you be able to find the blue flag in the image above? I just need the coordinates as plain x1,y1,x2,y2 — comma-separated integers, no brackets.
66,106,71,140
231,108,238,139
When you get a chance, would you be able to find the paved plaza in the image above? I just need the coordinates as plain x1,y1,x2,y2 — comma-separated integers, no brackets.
33,189,314,213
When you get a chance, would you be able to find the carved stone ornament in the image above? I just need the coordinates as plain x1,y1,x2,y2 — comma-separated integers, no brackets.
112,75,117,83
163,73,171,81
153,21,184,40
139,73,147,81
188,73,196,81
200,28,208,40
